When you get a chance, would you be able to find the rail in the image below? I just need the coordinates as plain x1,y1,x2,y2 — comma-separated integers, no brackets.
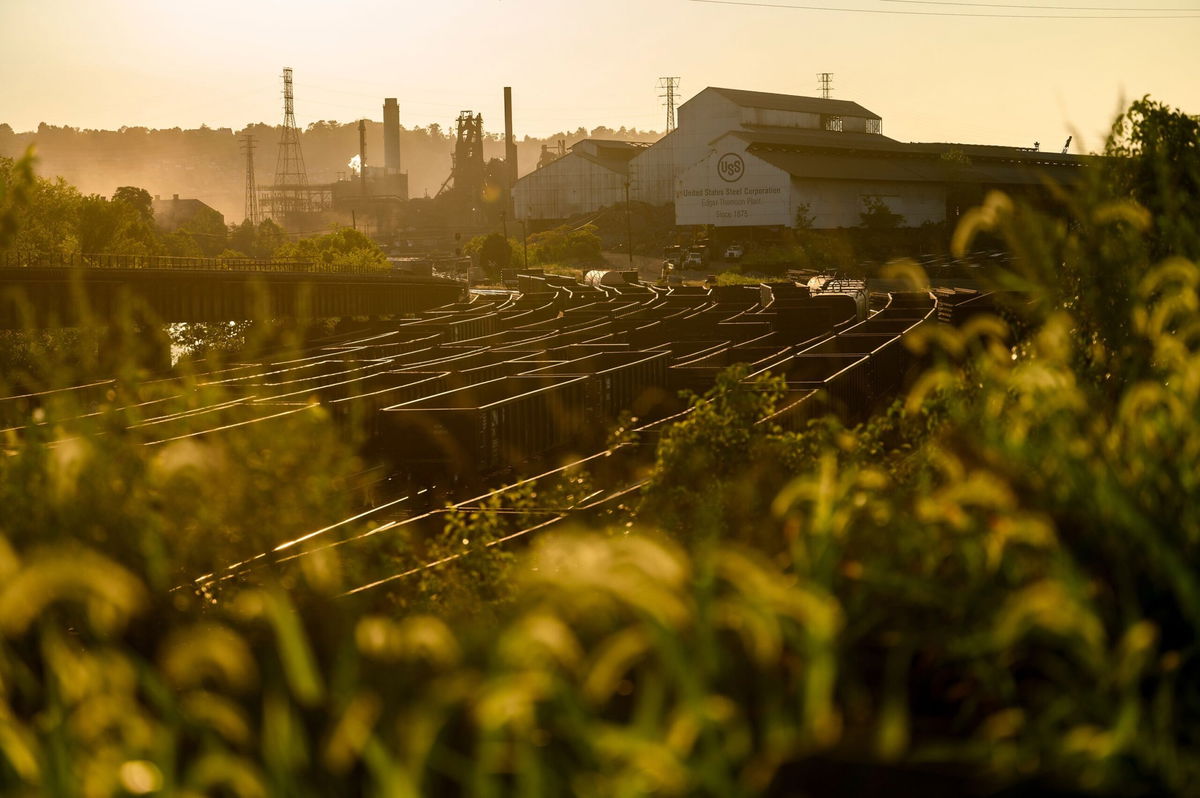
1,251,410,276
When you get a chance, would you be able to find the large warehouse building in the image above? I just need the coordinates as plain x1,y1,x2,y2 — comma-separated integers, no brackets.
513,86,1087,229
512,139,649,220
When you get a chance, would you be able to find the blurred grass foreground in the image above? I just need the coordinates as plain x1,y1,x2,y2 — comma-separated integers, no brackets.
1,98,1199,796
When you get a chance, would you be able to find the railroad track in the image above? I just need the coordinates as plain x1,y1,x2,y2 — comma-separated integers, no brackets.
4,270,955,600
174,275,942,599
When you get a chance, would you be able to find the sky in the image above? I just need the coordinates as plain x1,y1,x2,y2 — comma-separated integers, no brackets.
2,0,1198,153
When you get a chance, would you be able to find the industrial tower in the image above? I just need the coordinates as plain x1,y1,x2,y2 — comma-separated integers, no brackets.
271,67,310,216
657,77,680,133
817,72,834,99
240,134,260,225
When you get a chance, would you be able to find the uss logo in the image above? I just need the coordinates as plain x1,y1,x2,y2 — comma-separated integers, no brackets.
717,153,744,183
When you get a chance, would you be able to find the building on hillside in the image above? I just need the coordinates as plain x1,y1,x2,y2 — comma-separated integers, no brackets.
151,194,224,231
514,85,1087,230
512,139,650,221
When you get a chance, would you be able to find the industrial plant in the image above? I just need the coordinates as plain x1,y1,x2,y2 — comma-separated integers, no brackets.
241,68,1088,254
248,69,520,250
515,85,1087,230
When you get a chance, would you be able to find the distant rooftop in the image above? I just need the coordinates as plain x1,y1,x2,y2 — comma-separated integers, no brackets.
723,127,1091,186
572,139,653,150
706,87,882,121
151,195,223,231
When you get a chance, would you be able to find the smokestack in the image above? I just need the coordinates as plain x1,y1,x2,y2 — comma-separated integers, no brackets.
358,119,368,196
383,97,400,172
504,87,516,190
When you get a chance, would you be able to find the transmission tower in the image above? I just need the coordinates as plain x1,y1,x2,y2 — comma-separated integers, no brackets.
240,134,261,225
272,67,309,216
657,77,680,133
817,72,834,99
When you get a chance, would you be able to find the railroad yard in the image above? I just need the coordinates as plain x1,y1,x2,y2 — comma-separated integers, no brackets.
0,268,1001,600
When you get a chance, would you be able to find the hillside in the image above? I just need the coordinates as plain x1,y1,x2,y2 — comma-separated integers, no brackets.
0,120,662,225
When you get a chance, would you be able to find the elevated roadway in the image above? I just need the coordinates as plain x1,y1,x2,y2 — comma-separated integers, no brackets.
0,254,465,328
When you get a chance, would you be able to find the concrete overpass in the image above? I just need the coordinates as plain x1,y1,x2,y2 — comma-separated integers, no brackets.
0,254,466,328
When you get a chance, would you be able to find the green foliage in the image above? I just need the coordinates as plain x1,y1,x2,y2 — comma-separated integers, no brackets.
793,201,815,230
274,226,388,271
1104,96,1200,260
527,223,603,267
112,186,154,221
77,192,164,255
859,196,905,230
463,232,515,279
0,150,82,255
0,147,36,248
173,204,228,257
738,244,802,275
229,218,287,259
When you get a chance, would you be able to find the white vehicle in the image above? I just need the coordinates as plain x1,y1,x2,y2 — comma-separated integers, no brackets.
684,251,704,267
724,244,745,260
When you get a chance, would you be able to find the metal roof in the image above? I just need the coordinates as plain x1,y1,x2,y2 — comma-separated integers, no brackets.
725,128,901,150
713,126,1092,187
704,87,882,120
571,149,633,175
571,139,653,150
726,129,1089,170
749,150,947,183
748,147,1087,187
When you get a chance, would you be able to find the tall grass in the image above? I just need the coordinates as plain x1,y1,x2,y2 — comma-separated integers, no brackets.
1,99,1198,795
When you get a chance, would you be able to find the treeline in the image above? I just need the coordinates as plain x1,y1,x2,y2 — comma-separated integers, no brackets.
0,157,389,269
0,120,662,225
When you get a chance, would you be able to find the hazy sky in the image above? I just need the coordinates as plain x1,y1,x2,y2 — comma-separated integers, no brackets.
2,0,1198,152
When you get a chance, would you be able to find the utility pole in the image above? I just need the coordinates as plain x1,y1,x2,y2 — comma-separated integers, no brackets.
624,180,633,272
520,219,528,269
240,134,260,225
657,77,680,133
817,72,834,99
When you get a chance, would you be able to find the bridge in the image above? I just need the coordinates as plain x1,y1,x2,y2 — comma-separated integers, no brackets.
0,253,466,328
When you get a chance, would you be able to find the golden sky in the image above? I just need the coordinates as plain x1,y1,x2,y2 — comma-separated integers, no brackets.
2,0,1198,152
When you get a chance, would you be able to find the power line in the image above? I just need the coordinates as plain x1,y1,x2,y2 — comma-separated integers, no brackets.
688,0,1200,17
240,134,261,225
269,67,311,219
657,77,680,133
817,72,833,99
882,0,1199,9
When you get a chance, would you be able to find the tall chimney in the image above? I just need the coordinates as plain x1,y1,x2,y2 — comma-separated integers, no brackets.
383,97,400,172
358,119,368,196
504,87,517,190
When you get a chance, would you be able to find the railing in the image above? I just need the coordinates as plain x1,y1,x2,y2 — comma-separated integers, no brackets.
0,251,404,276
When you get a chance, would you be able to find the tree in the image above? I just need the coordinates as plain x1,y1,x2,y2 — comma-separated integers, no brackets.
76,194,123,253
477,232,511,278
273,226,388,271
112,186,153,222
794,201,815,230
858,196,904,229
1105,96,1200,259
527,223,603,266
176,206,227,257
255,218,287,257
0,152,80,255
0,149,36,250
